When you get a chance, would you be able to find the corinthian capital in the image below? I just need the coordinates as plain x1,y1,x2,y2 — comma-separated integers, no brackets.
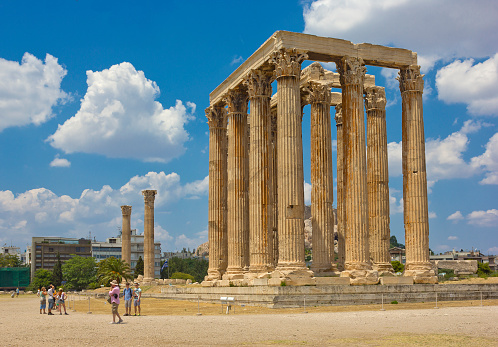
121,205,132,216
398,65,424,93
270,48,308,78
244,69,273,99
205,105,227,129
334,104,343,126
142,190,157,204
337,56,366,86
223,89,248,114
304,82,332,105
364,86,387,111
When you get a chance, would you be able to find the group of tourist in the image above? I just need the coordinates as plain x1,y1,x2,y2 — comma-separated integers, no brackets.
38,284,68,315
108,281,142,324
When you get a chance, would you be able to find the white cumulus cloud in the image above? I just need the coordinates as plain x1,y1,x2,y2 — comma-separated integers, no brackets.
447,211,464,222
467,209,498,227
47,62,195,162
447,236,459,241
0,172,208,246
49,155,71,168
0,53,69,132
436,54,498,116
303,0,498,71
471,132,498,184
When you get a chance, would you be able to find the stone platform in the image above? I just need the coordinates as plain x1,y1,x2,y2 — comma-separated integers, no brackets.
148,283,498,308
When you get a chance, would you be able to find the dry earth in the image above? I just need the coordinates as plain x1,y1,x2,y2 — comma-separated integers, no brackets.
2,294,497,346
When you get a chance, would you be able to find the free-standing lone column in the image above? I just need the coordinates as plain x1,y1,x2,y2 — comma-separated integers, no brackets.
121,205,132,267
334,104,345,272
365,86,394,275
245,69,274,275
306,82,337,274
142,190,157,283
338,56,378,284
398,65,437,284
270,48,312,279
223,88,249,280
205,106,228,281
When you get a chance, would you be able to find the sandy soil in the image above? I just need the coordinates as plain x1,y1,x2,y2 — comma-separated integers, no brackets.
2,294,497,346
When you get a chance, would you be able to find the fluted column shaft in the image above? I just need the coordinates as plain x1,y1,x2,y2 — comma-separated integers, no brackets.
398,65,436,283
142,190,157,282
338,56,372,271
224,89,249,278
270,111,279,266
271,48,308,271
121,206,132,267
365,87,393,274
206,106,228,280
245,70,274,273
334,105,345,271
307,82,335,273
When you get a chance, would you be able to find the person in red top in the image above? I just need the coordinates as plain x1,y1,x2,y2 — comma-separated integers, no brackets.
109,280,123,324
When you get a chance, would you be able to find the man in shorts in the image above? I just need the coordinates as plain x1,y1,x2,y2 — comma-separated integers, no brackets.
47,285,55,315
133,282,141,316
122,282,133,316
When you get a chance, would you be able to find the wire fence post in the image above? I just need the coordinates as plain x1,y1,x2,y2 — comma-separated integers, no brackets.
87,296,92,314
380,294,385,311
434,291,439,309
303,295,307,314
72,295,76,312
480,291,483,307
196,295,202,316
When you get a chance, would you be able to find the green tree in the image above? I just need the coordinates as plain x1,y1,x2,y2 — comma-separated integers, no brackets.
62,256,98,290
134,256,144,277
391,260,404,273
161,257,208,283
52,252,63,287
171,272,195,281
0,254,22,267
27,269,54,291
97,256,133,286
390,236,405,249
477,262,492,277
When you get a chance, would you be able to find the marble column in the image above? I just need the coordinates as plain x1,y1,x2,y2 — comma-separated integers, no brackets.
306,82,337,274
142,190,157,283
244,69,274,274
337,56,378,284
223,88,249,279
270,48,311,277
398,65,437,283
270,110,279,266
334,104,345,271
365,87,394,275
121,205,132,267
205,106,228,280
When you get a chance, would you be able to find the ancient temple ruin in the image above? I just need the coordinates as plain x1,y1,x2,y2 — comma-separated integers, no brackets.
204,31,437,285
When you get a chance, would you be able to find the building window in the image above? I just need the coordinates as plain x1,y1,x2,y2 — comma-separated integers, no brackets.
48,247,54,252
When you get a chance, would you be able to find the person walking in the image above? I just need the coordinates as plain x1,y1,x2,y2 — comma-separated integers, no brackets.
109,280,123,324
16,288,19,297
47,285,55,315
123,282,133,316
39,287,47,314
57,288,68,315
133,282,142,316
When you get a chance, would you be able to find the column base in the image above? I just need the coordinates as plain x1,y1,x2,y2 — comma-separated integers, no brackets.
222,268,245,280
271,268,315,286
340,269,379,285
404,263,438,284
373,262,395,276
142,277,154,285
205,270,224,281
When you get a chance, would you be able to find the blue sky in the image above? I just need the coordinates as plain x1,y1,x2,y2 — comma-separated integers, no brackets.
0,0,497,255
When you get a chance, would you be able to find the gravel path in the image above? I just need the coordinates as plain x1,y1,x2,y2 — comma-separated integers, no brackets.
2,295,497,346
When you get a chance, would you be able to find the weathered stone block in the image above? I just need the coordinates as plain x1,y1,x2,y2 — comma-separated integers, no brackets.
217,280,230,287
315,277,350,285
201,281,215,287
253,278,269,286
380,276,413,285
268,278,282,286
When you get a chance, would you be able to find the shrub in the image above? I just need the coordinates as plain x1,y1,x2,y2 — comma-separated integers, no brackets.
391,300,398,304
391,261,404,273
477,263,492,277
280,281,287,286
171,272,195,281
438,268,455,281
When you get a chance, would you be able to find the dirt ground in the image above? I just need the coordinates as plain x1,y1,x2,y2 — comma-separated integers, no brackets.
1,294,498,346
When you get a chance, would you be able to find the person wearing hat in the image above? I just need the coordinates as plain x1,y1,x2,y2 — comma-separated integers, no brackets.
132,282,142,316
56,288,68,315
109,280,123,324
